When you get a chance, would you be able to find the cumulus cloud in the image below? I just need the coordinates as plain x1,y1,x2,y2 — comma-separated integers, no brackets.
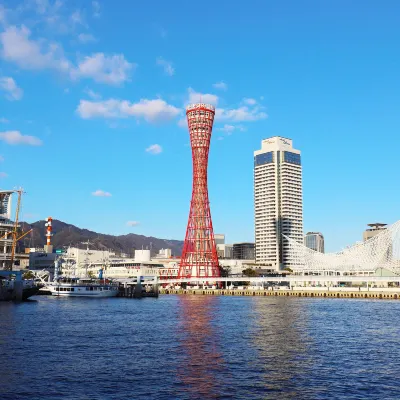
156,57,174,76
213,81,228,91
78,33,96,43
77,98,181,123
0,172,8,178
145,144,162,154
84,88,101,100
187,87,218,106
0,76,23,100
243,98,257,105
0,25,72,72
91,190,112,197
216,124,246,134
126,221,140,227
0,131,42,145
0,26,134,85
215,106,267,122
92,1,101,18
0,117,9,123
73,53,134,85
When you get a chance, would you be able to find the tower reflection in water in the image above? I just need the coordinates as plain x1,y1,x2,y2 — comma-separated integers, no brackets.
175,295,226,398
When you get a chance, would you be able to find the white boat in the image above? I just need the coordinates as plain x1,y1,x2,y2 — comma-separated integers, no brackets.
48,278,119,298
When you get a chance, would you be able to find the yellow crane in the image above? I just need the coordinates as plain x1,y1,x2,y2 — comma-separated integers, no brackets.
7,189,33,271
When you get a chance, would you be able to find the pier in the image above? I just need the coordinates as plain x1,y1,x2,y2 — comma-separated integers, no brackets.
160,287,400,300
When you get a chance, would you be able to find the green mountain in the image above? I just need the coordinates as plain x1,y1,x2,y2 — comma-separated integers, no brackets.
19,219,183,257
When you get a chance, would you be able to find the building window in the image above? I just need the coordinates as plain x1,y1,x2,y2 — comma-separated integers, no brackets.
254,152,274,167
283,152,301,165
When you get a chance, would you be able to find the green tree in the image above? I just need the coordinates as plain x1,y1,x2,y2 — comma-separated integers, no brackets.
219,265,231,277
242,268,258,277
23,270,35,280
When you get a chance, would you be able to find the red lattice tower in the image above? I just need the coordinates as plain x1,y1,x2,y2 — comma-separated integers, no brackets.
179,103,220,279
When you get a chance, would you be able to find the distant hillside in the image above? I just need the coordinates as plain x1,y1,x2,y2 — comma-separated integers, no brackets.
18,219,184,257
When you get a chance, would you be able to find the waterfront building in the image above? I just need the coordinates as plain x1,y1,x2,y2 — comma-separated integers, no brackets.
233,242,255,260
304,232,325,253
0,190,19,269
214,234,225,245
254,137,303,270
217,243,233,259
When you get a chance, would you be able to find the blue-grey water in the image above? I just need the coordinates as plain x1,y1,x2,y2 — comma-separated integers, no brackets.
1,295,400,400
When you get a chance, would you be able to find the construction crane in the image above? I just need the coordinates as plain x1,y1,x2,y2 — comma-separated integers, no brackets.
8,189,33,271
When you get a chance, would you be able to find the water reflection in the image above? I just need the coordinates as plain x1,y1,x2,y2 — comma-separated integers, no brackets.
175,296,225,398
250,297,315,397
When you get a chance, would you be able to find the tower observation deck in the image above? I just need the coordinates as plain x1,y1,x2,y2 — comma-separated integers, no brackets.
179,103,220,279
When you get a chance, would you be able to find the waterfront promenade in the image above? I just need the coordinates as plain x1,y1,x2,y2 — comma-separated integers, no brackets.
160,287,400,300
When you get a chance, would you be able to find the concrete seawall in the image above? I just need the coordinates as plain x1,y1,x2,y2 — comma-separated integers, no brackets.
160,289,400,300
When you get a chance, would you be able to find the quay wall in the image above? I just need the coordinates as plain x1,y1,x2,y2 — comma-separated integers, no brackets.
159,288,400,300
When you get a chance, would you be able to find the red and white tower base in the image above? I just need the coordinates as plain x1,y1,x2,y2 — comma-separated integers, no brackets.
179,103,220,279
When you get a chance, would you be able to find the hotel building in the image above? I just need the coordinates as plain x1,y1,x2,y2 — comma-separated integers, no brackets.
254,137,303,270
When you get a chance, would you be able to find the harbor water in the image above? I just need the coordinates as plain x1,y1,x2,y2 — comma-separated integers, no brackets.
1,295,400,399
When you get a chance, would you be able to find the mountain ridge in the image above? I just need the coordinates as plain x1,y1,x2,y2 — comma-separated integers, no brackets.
19,219,184,257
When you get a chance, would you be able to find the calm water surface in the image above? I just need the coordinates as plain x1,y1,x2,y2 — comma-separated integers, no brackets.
1,295,400,399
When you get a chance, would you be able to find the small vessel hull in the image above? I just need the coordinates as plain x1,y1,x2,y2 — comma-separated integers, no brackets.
48,285,118,298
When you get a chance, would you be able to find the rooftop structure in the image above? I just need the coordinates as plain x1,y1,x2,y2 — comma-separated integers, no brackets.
285,220,400,274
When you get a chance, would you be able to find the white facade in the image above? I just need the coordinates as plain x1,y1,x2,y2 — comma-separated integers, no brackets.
0,190,18,269
254,136,303,270
304,232,325,253
134,249,151,262
214,234,225,245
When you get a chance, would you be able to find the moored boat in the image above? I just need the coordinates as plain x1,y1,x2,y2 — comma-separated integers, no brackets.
47,277,119,298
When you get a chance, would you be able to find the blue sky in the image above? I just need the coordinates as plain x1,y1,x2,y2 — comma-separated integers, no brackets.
0,0,399,252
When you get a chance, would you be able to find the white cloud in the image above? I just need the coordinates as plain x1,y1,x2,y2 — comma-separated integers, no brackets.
0,25,72,72
145,144,162,154
0,117,9,123
0,130,42,145
78,33,96,43
92,1,101,18
187,87,218,106
0,5,6,25
0,155,4,162
0,26,134,86
70,10,86,27
0,172,8,178
92,190,112,197
216,106,267,122
0,76,23,100
77,98,181,123
156,57,174,76
216,124,246,134
126,221,140,227
73,53,134,85
213,81,228,91
243,98,257,105
84,88,101,100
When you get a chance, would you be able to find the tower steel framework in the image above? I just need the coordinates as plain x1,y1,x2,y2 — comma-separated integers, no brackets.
179,103,220,279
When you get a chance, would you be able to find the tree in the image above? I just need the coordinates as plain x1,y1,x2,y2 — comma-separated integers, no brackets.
23,270,35,280
242,268,258,277
87,271,95,279
219,265,231,277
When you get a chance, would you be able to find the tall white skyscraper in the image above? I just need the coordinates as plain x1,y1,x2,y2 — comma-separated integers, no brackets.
254,137,303,270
